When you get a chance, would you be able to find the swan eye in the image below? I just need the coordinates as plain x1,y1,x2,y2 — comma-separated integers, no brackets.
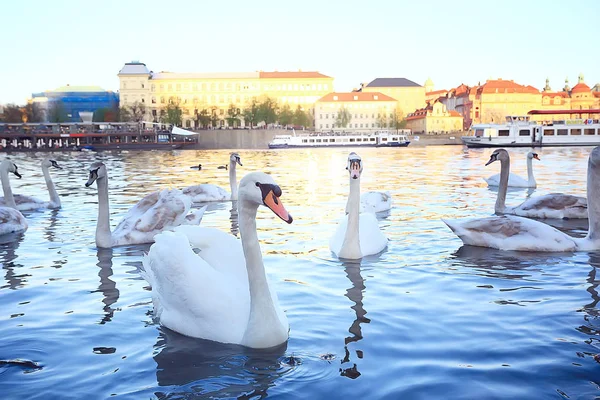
256,182,261,187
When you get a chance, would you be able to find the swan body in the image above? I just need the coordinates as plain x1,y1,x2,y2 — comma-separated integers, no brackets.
0,207,28,236
488,149,587,219
485,151,539,188
86,162,202,248
0,158,62,211
142,171,293,348
330,153,388,259
443,146,600,252
183,153,242,202
360,191,392,213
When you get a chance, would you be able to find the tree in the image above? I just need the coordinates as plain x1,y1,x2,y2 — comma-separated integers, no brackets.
1,104,24,123
23,103,44,123
483,108,504,124
335,107,352,128
278,104,294,126
210,106,220,128
119,106,133,122
257,96,278,126
242,98,260,128
195,108,211,128
161,103,183,126
128,101,146,122
377,109,389,128
292,106,311,128
225,104,241,128
48,100,68,123
391,108,408,130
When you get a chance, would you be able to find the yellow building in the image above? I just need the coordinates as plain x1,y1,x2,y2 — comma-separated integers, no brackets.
405,100,463,134
361,78,426,118
117,61,333,127
314,92,397,132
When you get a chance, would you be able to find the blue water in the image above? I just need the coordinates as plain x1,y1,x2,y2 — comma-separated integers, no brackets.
0,146,599,399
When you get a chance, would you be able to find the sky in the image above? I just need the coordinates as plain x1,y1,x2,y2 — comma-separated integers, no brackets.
1,0,599,104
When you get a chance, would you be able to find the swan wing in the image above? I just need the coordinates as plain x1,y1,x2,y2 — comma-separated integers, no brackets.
360,191,392,213
0,195,47,211
112,189,191,245
142,229,249,343
358,212,388,256
443,215,576,252
485,173,529,188
182,184,230,202
0,207,28,235
513,193,588,219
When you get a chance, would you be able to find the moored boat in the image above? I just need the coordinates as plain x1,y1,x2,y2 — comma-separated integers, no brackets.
268,129,411,149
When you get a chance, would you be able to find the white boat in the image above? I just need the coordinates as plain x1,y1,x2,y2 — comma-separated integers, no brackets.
462,110,600,148
268,130,411,149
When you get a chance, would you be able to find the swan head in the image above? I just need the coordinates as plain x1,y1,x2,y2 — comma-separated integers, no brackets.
345,152,363,180
42,158,62,170
485,149,509,166
239,172,292,224
230,152,242,167
0,159,22,179
527,152,540,161
85,161,107,187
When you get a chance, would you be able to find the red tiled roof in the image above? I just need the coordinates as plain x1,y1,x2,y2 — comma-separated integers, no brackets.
317,92,397,102
259,71,331,79
594,92,600,98
571,82,591,93
480,79,539,94
426,89,447,96
449,110,462,117
542,91,569,98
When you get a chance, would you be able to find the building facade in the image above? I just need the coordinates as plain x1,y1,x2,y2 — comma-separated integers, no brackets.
117,61,334,128
314,92,397,132
405,100,463,134
361,78,426,118
30,85,119,122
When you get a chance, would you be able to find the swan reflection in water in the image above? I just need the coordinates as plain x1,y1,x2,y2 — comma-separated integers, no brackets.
340,260,370,379
93,248,120,324
0,233,27,290
152,327,288,399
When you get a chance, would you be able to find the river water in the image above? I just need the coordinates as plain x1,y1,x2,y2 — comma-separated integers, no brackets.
0,146,598,399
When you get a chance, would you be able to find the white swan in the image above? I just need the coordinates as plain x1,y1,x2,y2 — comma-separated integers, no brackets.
330,153,388,259
0,158,62,211
183,152,242,202
141,171,293,348
486,149,587,219
443,146,600,252
485,151,539,188
0,207,28,236
85,161,206,248
360,191,392,213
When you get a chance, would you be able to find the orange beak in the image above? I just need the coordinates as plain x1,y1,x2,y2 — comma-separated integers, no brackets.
263,190,293,224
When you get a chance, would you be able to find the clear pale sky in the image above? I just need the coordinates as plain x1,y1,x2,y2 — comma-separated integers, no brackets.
1,0,599,104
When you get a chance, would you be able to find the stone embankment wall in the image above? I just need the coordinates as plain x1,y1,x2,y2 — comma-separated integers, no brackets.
190,129,465,149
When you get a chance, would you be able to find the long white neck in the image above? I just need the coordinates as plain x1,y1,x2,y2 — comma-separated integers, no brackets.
586,159,600,241
43,166,61,208
0,169,16,209
229,161,238,200
339,177,362,259
495,157,510,214
526,156,536,187
239,199,287,347
95,177,113,248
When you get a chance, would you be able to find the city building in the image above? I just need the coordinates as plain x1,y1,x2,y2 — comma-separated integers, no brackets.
361,78,426,118
31,85,119,122
117,61,333,128
314,92,397,132
405,100,463,134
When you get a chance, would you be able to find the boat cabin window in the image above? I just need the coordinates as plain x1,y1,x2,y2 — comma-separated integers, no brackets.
544,129,555,136
585,128,596,135
498,130,509,136
475,129,484,137
309,139,315,143
329,139,335,142
316,139,322,142
302,139,308,143
382,138,388,141
392,137,398,140
349,138,355,142
571,129,582,135
557,129,568,136
519,129,530,136
370,138,376,142
356,138,362,142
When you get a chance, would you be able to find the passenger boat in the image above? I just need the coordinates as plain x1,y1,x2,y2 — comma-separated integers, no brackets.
268,129,411,149
461,110,600,148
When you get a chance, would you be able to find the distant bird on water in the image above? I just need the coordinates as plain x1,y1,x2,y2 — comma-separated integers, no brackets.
190,164,202,170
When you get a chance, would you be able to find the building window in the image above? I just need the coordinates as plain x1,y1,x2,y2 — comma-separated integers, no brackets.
160,97,165,104
152,97,156,104
141,83,145,89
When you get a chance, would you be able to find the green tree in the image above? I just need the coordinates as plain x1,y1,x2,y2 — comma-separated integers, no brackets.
278,104,294,126
128,101,146,122
195,108,211,128
48,100,68,123
257,96,278,126
335,107,352,128
1,104,24,122
242,98,260,128
225,104,241,128
292,106,311,128
119,106,133,122
210,106,220,128
161,103,183,126
23,103,43,123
